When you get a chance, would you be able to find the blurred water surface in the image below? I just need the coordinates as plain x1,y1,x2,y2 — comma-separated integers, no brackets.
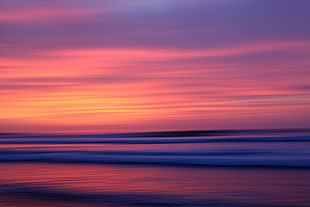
0,132,309,206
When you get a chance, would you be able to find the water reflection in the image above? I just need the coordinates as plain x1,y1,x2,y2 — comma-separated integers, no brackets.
1,163,309,207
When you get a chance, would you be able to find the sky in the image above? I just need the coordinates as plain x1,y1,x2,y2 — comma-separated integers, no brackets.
0,0,309,133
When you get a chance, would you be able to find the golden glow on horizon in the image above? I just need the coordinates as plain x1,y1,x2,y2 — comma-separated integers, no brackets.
1,45,309,133
1,0,309,133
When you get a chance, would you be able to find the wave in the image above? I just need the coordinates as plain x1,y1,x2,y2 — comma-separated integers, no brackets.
1,135,309,168
0,135,309,144
0,148,309,168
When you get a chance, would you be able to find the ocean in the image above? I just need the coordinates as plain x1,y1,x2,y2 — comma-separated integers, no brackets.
0,130,309,207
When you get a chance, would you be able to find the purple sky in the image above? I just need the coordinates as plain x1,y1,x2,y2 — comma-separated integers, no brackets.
1,0,309,133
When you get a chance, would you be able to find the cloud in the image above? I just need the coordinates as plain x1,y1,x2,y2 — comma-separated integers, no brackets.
1,0,309,132
1,0,310,57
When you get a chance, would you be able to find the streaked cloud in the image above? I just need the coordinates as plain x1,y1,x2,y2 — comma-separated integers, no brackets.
0,0,309,133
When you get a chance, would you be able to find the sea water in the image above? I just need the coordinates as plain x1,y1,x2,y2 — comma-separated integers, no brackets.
0,132,309,206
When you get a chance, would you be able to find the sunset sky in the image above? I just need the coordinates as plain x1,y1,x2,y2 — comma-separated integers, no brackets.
1,0,309,133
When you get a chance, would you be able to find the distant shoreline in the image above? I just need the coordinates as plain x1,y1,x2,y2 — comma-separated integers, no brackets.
1,128,309,138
